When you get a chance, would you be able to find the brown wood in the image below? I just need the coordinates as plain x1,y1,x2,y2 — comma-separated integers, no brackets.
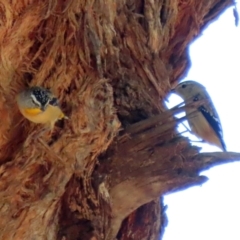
0,0,237,239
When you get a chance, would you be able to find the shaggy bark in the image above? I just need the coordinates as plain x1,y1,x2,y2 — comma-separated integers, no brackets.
0,0,238,239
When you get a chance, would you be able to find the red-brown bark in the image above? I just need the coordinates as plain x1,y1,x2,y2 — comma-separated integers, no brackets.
0,0,237,239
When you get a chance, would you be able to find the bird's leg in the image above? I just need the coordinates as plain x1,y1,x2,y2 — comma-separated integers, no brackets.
178,112,198,135
176,129,188,135
180,122,191,133
190,139,206,143
176,120,193,135
176,121,206,144
176,130,205,142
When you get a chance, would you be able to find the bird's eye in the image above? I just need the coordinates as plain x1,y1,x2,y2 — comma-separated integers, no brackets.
193,96,199,101
181,84,187,88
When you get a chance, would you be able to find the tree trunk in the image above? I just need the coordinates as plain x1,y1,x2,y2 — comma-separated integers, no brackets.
0,0,238,239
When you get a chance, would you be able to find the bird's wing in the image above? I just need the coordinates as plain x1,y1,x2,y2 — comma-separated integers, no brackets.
49,97,59,106
198,105,226,151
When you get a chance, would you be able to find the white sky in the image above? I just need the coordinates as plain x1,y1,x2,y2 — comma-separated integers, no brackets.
163,3,240,240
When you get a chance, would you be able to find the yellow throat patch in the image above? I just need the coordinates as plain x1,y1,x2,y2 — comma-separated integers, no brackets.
24,108,43,115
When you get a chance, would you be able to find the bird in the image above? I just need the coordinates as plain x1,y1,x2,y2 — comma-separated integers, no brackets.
171,80,226,151
16,86,67,131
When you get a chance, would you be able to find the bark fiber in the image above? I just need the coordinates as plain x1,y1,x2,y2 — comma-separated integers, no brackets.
0,0,237,239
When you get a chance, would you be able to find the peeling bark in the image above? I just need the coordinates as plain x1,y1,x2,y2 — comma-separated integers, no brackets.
97,109,240,239
0,0,237,239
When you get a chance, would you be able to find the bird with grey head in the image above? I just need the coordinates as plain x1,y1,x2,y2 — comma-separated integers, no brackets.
171,80,226,151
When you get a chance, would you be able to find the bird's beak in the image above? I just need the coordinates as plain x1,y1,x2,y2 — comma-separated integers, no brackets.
170,88,176,93
41,106,46,111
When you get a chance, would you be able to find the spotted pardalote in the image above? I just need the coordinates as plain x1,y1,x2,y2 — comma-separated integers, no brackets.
16,86,67,129
171,80,226,151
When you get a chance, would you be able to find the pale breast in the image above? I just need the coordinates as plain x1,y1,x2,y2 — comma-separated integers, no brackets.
185,109,223,150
